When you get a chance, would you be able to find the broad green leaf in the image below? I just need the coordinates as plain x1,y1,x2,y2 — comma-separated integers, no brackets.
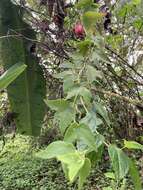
66,86,92,104
36,141,75,159
71,53,84,65
58,151,85,182
77,140,89,151
54,107,75,134
66,87,80,99
108,145,129,180
76,0,93,9
82,11,103,31
94,134,105,148
78,158,91,190
124,140,143,150
86,65,102,83
63,77,74,93
0,63,27,90
80,87,92,103
64,123,96,150
87,134,104,165
129,159,142,190
93,102,110,127
76,133,104,153
62,163,69,179
87,144,104,166
80,111,97,131
104,172,115,179
45,99,75,133
64,122,78,142
77,40,92,55
80,111,102,132
76,124,96,149
45,99,69,111
0,0,46,136
91,48,110,64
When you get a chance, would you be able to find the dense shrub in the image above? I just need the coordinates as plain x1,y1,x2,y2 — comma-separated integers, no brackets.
0,136,137,190
0,136,71,190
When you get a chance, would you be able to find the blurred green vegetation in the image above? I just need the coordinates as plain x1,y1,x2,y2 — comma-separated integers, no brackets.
0,135,137,190
0,136,71,190
0,135,110,190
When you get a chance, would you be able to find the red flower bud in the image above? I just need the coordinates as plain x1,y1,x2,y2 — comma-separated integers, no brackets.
74,22,85,38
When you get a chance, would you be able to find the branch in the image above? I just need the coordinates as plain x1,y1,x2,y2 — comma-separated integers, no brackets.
105,46,143,80
92,88,143,106
0,35,21,39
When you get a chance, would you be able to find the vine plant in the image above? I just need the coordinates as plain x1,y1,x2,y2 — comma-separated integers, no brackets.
37,44,142,190
0,0,142,187
36,1,143,188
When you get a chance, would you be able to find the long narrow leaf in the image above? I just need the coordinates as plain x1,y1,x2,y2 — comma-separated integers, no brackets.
0,0,46,136
129,159,142,190
0,63,27,90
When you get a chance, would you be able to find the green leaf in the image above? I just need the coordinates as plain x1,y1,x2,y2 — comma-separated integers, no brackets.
86,65,102,83
76,124,96,149
108,145,129,180
63,77,74,93
0,63,27,90
80,111,102,132
80,87,92,103
104,172,115,179
66,86,92,104
80,111,96,131
87,134,104,165
78,158,91,190
45,99,69,111
66,87,79,99
54,107,75,134
77,40,93,55
94,134,105,148
128,159,142,190
64,123,96,150
45,99,75,133
124,140,143,150
61,163,69,179
76,0,93,9
93,102,110,127
82,11,103,31
0,0,46,136
36,141,75,159
87,144,104,165
91,48,110,64
58,151,85,182
132,0,141,5
64,122,78,143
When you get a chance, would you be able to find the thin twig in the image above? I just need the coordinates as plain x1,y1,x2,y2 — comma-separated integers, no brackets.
92,88,143,106
105,46,143,80
0,35,21,39
80,97,88,114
